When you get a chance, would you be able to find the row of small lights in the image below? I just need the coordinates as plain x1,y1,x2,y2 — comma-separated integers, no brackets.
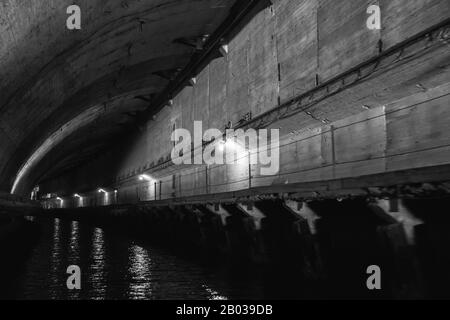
61,139,237,201
53,143,245,202
54,174,154,202
52,140,250,203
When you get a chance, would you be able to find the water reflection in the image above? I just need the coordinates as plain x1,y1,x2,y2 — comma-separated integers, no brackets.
50,218,61,299
202,284,228,300
51,218,61,271
89,228,106,300
69,220,79,256
3,218,264,300
128,245,152,299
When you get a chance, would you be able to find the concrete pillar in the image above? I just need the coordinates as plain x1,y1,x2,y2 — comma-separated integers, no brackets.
237,203,265,230
401,198,450,298
282,200,325,279
193,205,230,256
206,204,230,226
185,205,210,249
171,205,202,249
204,204,233,256
374,199,424,245
368,199,427,298
284,200,320,234
237,203,268,263
213,203,264,263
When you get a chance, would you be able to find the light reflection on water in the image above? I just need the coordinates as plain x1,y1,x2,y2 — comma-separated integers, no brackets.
89,227,106,300
50,218,61,299
3,218,265,300
69,221,79,254
67,220,80,300
203,284,228,300
128,245,152,299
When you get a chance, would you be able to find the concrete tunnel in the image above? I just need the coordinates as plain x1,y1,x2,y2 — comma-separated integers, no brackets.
1,0,450,300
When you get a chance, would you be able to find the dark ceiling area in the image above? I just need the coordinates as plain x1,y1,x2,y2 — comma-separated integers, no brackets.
0,0,266,195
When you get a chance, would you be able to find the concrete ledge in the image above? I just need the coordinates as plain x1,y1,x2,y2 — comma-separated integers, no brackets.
39,164,450,213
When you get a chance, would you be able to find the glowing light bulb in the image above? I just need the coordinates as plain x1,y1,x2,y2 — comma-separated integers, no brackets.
139,174,153,182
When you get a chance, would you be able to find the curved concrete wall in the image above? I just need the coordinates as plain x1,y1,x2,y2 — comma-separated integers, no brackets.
42,83,450,208
38,0,450,203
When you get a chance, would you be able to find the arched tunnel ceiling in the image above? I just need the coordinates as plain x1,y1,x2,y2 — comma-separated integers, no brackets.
0,0,239,195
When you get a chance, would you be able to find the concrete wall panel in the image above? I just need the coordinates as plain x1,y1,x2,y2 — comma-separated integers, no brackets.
318,0,380,82
208,58,228,130
248,8,279,115
275,0,318,103
386,85,450,171
193,67,210,128
381,0,450,50
227,32,251,125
